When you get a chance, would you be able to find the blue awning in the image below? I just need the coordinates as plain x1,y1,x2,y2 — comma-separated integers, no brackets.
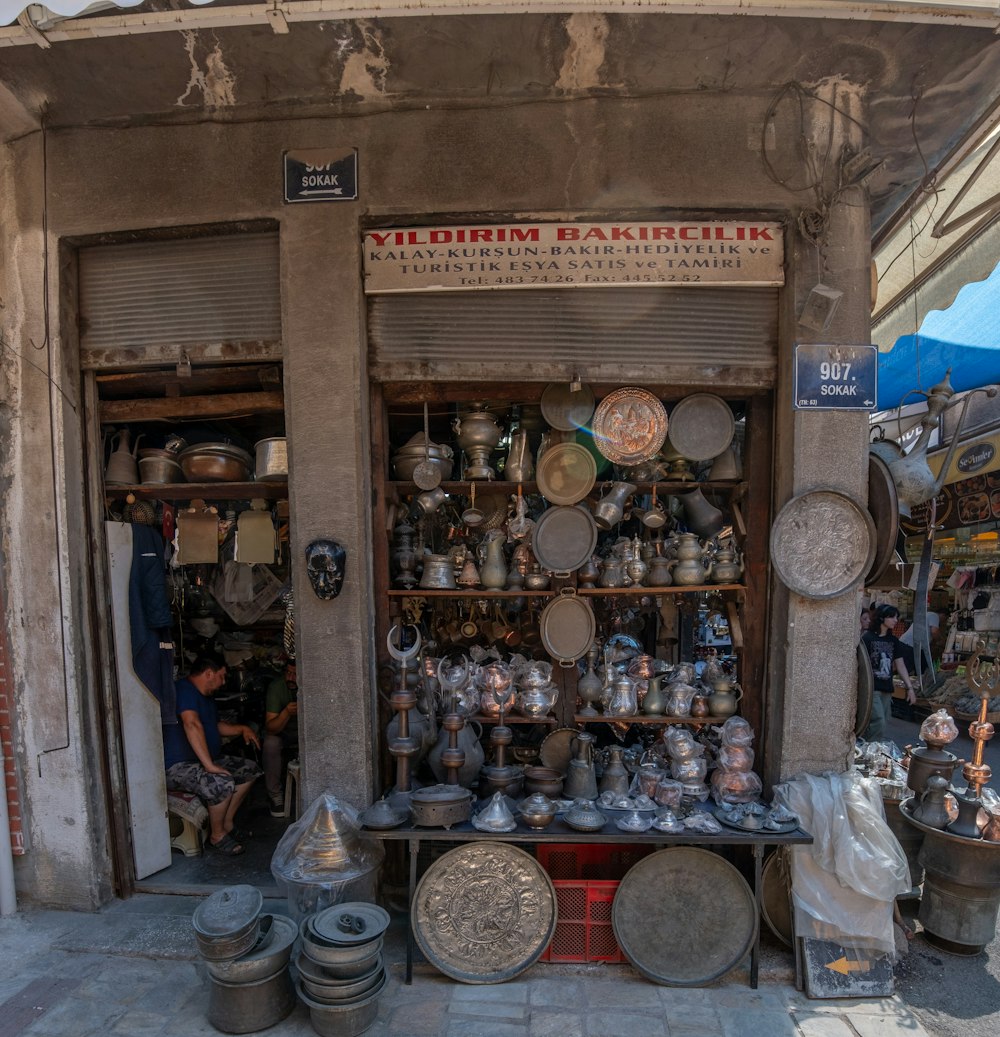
877,259,1000,411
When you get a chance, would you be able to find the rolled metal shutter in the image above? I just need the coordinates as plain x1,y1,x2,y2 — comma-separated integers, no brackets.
79,232,281,361
368,286,777,385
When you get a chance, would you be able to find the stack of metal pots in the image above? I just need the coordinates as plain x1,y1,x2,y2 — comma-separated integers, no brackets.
193,885,297,1034
296,902,390,1037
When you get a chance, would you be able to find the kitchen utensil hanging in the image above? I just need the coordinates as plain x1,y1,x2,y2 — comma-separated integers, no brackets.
412,402,442,490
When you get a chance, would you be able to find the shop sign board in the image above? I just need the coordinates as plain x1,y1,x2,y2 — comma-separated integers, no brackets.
927,428,1000,485
793,344,877,411
362,221,784,293
284,149,358,203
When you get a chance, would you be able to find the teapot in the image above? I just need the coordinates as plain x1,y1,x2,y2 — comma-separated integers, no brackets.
710,542,744,584
670,533,711,585
887,370,1000,517
912,774,955,830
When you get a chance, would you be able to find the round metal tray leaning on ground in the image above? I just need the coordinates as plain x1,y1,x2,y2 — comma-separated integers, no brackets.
612,847,758,986
769,488,876,600
411,842,558,983
760,849,794,948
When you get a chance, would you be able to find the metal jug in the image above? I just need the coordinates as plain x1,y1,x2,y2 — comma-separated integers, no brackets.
504,430,534,483
676,487,724,538
105,429,142,485
563,732,599,800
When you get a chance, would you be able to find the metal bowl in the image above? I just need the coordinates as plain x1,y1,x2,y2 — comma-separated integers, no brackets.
298,919,383,966
295,974,386,1037
179,443,253,483
138,455,185,485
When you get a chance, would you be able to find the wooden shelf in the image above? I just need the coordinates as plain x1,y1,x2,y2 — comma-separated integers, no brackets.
388,589,555,598
577,584,744,595
574,714,729,725
106,481,288,501
388,480,741,495
469,714,558,725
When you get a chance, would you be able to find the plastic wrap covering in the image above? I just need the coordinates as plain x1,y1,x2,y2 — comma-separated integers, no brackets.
773,772,911,958
711,768,762,804
920,708,959,746
672,757,708,784
718,716,754,748
270,792,384,921
664,726,703,761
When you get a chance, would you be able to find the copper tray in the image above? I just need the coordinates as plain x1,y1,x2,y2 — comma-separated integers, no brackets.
540,382,596,431
536,442,597,506
411,843,557,984
866,450,899,586
612,847,757,985
538,728,580,773
667,393,735,462
592,387,668,465
770,488,876,599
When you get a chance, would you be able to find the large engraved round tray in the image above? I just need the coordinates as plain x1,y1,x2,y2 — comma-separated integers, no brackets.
592,387,668,465
531,505,598,575
667,393,735,462
769,488,876,600
411,842,557,984
612,847,757,986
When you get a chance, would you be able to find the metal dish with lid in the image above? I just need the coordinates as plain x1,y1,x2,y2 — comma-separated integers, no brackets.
311,902,391,946
206,913,296,983
193,884,264,962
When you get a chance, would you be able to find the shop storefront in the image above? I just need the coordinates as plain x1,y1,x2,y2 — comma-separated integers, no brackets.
5,9,998,918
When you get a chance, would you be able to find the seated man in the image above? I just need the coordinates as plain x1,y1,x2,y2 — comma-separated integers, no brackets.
163,655,262,856
263,660,299,817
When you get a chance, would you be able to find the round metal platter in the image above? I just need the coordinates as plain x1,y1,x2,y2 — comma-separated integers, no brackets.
531,505,598,575
411,842,557,984
538,728,581,773
760,850,794,948
666,393,735,462
855,640,874,737
592,387,668,465
866,450,900,586
769,488,876,600
536,442,598,506
540,382,596,431
612,847,757,986
539,593,596,665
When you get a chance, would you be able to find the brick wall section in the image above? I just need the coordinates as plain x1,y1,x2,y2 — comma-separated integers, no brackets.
0,587,24,855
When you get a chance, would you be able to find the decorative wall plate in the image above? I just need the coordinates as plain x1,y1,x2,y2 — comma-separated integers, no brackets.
769,488,876,599
667,394,735,462
592,387,668,465
411,843,557,983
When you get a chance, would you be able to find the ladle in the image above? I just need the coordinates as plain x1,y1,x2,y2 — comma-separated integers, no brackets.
462,482,485,527
412,402,442,491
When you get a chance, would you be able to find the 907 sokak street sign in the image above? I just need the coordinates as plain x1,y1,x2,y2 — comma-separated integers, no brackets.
362,221,784,293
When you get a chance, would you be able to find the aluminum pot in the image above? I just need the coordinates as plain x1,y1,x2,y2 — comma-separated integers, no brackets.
193,885,263,962
138,453,185,485
298,941,383,980
206,914,297,984
295,974,386,1037
298,955,385,1002
179,443,253,483
298,919,383,967
254,437,288,481
207,968,296,1034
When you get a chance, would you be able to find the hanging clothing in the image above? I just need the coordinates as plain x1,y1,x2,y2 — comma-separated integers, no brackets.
128,522,176,724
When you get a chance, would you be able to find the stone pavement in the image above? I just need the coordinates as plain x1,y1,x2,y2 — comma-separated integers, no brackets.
0,895,930,1037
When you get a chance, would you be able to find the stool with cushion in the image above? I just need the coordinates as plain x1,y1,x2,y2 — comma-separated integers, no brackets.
167,791,208,857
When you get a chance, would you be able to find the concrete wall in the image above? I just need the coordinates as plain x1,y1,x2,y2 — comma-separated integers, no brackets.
0,84,868,904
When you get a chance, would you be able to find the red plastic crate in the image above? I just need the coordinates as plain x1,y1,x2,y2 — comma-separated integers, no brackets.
536,842,654,881
540,880,624,963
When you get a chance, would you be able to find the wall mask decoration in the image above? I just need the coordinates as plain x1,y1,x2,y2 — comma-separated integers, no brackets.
305,539,347,600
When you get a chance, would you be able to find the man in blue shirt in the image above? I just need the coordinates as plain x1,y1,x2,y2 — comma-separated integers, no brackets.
163,655,262,855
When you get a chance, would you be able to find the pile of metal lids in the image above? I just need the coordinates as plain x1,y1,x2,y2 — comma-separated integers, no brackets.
192,884,297,1034
296,901,391,1037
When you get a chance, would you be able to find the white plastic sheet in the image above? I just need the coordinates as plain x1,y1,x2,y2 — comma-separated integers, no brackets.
773,771,911,957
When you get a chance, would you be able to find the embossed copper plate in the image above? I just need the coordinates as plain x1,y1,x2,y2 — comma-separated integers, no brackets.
612,847,757,986
411,843,557,984
769,488,876,600
592,387,668,465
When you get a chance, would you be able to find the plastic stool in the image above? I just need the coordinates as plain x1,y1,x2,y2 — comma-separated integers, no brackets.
167,791,208,857
283,759,300,820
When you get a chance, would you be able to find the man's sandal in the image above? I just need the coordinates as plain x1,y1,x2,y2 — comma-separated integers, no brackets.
209,832,245,856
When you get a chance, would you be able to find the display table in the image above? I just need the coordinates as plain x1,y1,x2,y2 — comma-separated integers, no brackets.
371,809,812,989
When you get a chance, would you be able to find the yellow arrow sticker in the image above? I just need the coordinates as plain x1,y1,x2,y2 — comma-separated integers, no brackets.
825,957,872,975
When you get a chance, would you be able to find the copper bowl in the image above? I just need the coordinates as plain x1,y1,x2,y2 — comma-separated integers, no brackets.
523,766,564,798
